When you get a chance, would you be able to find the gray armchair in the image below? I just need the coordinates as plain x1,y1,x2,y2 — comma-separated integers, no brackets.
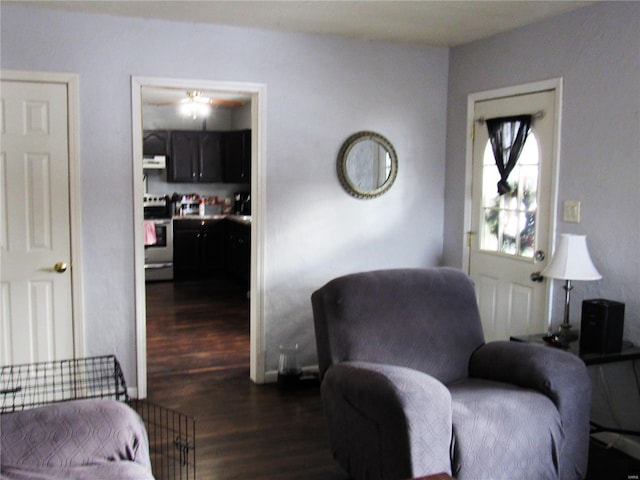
311,268,591,480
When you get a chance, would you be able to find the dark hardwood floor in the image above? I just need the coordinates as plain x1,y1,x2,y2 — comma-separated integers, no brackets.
146,277,250,380
145,277,639,480
145,277,348,480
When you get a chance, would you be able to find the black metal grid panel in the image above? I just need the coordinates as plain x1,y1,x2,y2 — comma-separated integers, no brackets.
0,355,128,413
128,399,196,480
0,356,197,480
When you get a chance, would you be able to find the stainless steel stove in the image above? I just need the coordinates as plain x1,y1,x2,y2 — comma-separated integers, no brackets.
143,195,173,281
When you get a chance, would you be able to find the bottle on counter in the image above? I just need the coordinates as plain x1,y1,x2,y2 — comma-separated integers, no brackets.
198,198,206,216
222,196,233,214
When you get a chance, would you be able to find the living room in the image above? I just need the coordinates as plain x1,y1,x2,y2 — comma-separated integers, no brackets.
1,1,638,478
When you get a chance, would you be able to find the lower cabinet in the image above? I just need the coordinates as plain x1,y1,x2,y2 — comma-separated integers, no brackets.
173,219,225,278
225,220,250,286
173,218,250,286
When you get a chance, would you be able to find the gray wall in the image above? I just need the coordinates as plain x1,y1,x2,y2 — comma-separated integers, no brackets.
445,2,640,438
1,5,448,385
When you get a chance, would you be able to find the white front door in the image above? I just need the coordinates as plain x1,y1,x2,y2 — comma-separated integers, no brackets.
469,88,558,341
0,78,75,366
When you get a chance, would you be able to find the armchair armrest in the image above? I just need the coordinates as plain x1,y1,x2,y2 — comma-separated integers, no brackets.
469,341,591,479
321,361,452,479
469,341,591,410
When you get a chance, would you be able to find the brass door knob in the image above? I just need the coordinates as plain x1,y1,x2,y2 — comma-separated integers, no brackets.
53,262,68,273
530,271,544,283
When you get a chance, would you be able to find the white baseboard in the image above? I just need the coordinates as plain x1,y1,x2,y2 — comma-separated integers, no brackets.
592,432,640,460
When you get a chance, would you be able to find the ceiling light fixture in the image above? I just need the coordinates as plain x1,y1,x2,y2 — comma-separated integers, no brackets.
180,91,211,119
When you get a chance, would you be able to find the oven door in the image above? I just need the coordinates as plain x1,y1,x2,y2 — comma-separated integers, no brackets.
145,219,173,281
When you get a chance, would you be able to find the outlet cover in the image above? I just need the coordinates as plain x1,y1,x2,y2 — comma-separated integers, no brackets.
563,200,581,223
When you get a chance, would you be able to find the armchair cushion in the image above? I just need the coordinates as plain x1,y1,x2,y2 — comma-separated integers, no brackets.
449,378,563,480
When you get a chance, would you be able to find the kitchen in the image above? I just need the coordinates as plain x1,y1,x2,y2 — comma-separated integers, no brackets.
142,86,253,382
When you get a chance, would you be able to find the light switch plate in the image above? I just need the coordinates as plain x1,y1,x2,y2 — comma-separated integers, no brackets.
563,200,581,223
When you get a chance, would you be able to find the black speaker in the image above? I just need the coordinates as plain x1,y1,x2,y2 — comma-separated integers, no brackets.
580,299,625,354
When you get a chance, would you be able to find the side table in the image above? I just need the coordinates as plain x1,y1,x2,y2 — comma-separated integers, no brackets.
510,332,640,366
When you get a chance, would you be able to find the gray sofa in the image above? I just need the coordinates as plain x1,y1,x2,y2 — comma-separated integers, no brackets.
311,267,591,480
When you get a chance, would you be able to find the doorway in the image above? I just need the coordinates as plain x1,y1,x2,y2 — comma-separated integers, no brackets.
464,79,562,341
132,77,267,398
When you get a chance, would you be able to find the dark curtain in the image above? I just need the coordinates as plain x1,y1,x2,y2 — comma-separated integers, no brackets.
486,115,532,195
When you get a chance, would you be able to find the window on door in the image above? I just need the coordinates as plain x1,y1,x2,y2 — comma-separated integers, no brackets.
480,133,540,259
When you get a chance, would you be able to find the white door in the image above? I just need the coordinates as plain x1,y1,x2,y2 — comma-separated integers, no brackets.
469,89,557,341
0,79,74,366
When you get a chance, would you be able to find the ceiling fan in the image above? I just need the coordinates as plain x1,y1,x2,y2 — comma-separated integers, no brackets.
150,90,247,118
180,90,246,118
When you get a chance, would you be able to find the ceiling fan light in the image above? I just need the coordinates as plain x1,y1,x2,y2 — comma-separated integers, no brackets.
197,103,211,116
179,94,211,119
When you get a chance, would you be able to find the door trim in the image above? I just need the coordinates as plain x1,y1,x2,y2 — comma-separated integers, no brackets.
131,76,267,398
463,78,563,328
1,69,85,359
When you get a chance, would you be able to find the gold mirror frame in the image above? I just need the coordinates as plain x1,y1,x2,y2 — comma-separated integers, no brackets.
337,131,398,199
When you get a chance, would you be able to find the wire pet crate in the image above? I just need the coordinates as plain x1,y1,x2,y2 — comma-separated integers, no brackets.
0,355,196,480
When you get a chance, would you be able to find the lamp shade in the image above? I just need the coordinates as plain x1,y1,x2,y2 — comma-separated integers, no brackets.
541,234,602,280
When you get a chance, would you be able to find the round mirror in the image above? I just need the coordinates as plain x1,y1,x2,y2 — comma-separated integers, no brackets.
337,131,398,199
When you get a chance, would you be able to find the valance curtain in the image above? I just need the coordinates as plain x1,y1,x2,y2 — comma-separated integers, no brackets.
485,115,532,195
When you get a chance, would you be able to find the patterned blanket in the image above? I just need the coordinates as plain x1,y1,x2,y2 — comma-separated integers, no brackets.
1,399,154,480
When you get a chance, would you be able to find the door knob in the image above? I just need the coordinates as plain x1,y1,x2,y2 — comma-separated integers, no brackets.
530,271,544,283
53,262,68,273
534,250,546,261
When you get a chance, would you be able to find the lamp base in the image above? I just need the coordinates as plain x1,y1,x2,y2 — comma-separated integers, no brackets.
543,326,578,349
558,323,579,342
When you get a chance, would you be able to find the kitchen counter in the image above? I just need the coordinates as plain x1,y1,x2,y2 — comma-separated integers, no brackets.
173,214,251,225
225,214,252,225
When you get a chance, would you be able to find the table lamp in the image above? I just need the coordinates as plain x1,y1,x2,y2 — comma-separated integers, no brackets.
542,234,601,340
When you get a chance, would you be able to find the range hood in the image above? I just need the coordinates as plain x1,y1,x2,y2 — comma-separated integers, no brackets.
143,155,167,169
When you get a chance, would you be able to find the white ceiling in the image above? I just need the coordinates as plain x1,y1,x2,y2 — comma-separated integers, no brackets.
21,0,595,47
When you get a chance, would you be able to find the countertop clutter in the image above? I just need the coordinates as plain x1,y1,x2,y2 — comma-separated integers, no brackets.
172,192,250,217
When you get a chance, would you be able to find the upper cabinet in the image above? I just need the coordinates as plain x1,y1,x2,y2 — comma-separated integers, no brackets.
143,130,170,157
224,130,251,184
144,129,250,184
200,132,225,182
169,131,199,182
169,131,224,183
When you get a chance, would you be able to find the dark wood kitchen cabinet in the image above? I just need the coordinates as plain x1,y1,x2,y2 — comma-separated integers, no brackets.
169,131,197,182
173,219,225,278
143,130,170,156
199,132,225,182
225,219,250,286
224,129,251,184
169,131,223,183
